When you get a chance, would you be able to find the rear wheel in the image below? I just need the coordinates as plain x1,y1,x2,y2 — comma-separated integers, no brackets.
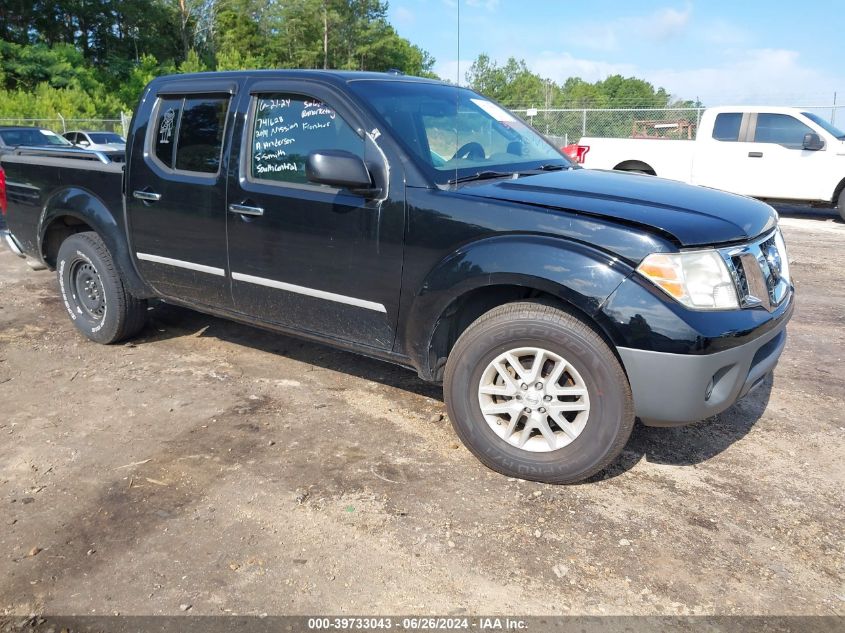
838,188,845,222
57,231,147,344
443,302,634,484
614,161,656,176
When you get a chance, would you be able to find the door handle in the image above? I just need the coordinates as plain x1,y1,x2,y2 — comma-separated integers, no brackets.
748,152,763,158
133,190,162,202
228,203,264,217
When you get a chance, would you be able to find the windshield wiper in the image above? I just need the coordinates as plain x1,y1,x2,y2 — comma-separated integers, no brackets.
513,163,572,177
447,170,514,185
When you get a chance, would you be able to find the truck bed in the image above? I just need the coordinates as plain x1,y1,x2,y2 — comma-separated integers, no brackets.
2,152,124,257
580,137,696,182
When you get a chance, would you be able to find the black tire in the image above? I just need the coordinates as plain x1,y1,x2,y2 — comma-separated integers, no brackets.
838,188,845,222
56,231,147,344
443,302,634,484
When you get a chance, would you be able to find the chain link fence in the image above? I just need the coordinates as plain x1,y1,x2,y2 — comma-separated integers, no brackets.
0,114,131,137
512,105,845,147
3,106,843,149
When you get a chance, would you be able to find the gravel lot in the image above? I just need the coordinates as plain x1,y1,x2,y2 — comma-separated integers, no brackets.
0,207,843,619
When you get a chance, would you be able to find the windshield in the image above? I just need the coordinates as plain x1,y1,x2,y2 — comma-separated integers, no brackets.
349,80,570,185
88,133,125,144
802,112,845,140
0,128,72,147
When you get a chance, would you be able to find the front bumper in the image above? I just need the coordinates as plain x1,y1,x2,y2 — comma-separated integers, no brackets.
1,229,26,259
617,305,791,426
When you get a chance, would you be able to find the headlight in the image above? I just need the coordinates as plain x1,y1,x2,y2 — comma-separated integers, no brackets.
637,250,739,310
773,229,790,284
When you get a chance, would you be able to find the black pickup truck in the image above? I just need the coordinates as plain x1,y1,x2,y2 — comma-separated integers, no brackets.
0,71,794,483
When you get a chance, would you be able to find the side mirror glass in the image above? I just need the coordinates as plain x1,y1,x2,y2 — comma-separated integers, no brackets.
78,139,90,147
802,132,824,151
306,150,378,195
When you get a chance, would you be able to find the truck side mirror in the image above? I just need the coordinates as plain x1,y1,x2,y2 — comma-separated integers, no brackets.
306,150,377,195
802,132,824,151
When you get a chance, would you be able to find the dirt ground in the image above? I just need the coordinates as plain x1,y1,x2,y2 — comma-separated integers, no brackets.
0,207,843,618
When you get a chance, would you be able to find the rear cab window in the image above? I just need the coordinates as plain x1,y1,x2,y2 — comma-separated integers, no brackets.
151,94,230,175
712,113,742,142
248,94,364,185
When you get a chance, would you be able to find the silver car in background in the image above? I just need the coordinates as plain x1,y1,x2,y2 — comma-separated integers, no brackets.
63,130,126,162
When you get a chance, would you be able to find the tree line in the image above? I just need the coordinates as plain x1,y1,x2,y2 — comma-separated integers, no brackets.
465,54,695,109
0,1,685,122
0,0,435,120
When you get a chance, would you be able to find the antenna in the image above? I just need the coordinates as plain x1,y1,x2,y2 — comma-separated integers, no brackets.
455,0,460,187
456,1,460,86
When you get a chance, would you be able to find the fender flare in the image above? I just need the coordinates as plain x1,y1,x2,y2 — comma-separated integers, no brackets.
38,186,153,298
402,234,634,376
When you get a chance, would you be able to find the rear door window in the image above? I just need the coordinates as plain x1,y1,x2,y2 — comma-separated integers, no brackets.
154,98,183,167
174,97,229,173
152,95,229,174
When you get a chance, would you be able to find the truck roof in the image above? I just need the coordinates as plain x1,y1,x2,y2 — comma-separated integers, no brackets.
149,69,444,89
705,105,814,114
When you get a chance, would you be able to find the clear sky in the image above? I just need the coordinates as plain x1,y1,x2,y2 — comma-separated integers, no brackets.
387,0,845,106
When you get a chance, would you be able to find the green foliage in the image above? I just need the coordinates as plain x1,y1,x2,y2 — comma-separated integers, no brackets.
0,0,437,119
214,49,264,72
217,0,437,75
274,0,327,68
113,55,175,111
559,77,609,108
595,74,670,108
178,50,209,74
465,55,550,108
0,0,184,64
0,83,124,120
0,42,99,92
215,0,279,67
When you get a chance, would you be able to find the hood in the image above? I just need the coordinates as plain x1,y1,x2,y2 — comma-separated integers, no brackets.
458,168,778,247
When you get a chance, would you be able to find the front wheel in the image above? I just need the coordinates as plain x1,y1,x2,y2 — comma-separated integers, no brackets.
443,302,634,483
57,231,147,344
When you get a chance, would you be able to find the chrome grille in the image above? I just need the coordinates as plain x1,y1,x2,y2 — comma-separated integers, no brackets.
730,253,750,299
721,229,791,312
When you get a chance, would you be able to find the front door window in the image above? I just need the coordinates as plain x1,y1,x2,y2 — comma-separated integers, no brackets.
248,94,365,185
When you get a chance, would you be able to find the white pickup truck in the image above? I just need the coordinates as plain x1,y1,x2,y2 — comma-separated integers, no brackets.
566,106,845,220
